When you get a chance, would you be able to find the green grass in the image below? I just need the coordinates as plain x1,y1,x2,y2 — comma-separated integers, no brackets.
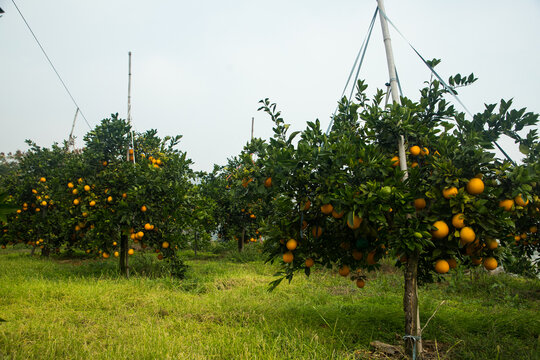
0,249,538,360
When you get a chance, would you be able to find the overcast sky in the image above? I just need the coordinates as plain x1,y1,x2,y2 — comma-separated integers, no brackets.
1,0,539,171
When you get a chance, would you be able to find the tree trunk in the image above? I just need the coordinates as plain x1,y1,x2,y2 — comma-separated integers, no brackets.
238,228,245,252
40,246,50,257
30,245,36,256
119,234,129,278
193,232,198,256
403,251,422,359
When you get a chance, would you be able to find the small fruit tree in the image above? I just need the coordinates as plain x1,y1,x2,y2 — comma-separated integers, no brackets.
244,70,538,356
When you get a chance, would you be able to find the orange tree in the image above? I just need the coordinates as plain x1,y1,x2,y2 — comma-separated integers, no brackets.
246,70,538,356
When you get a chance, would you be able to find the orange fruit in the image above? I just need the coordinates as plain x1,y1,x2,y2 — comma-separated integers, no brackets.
264,177,272,188
483,257,497,270
420,147,429,156
409,146,421,156
39,177,46,183
84,185,91,191
122,193,127,199
332,209,344,219
447,258,457,269
141,205,147,212
112,241,117,246
312,226,323,238
499,199,514,211
414,198,426,210
162,241,170,249
68,182,74,188
129,148,134,155
283,251,294,263
352,249,363,261
432,221,449,239
471,257,483,265
41,201,47,206
250,214,256,219
434,259,450,274
460,227,476,244
452,213,466,229
137,231,144,239
107,196,113,203
514,194,529,207
128,249,135,255
89,200,96,207
338,265,350,277
411,162,419,168
102,252,110,259
113,251,119,258
321,204,333,215
144,223,152,230
302,200,311,211
286,239,298,251
73,199,80,205
530,225,537,233
356,279,365,288
72,189,78,195
466,178,485,195
520,233,527,240
486,238,498,250
366,251,377,265
391,156,400,167
305,258,314,268
442,187,458,199
347,215,362,230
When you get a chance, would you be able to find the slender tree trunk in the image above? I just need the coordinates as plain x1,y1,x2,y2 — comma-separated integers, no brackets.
30,245,36,256
193,232,198,256
120,234,129,278
40,246,50,257
403,251,422,359
238,228,245,252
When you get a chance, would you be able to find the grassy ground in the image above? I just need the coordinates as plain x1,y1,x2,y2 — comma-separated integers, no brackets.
0,247,538,360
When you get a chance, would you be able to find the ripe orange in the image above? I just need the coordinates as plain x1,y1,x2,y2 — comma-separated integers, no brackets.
530,225,538,233
414,198,426,210
305,258,314,268
41,201,47,207
122,193,127,199
144,223,152,231
520,233,527,240
312,226,323,238
107,196,113,203
411,162,419,168
89,200,96,207
452,213,465,229
483,257,497,270
283,251,294,263
82,212,88,217
466,178,485,195
286,239,298,251
409,145,421,156
420,147,429,156
162,241,170,249
141,205,147,212
72,189,78,195
432,221,449,239
391,156,400,167
250,214,256,219
352,249,363,261
68,182,74,188
321,204,333,215
128,249,135,255
442,187,458,199
447,258,457,269
102,252,110,259
514,194,529,207
356,279,365,288
264,177,272,188
84,185,90,191
460,227,476,243
499,199,514,211
347,215,362,230
113,251,119,258
332,209,344,219
434,259,450,274
112,241,117,246
137,231,144,239
366,251,377,265
471,257,483,265
39,177,46,183
338,265,350,277
73,199,80,205
129,148,134,155
486,238,498,250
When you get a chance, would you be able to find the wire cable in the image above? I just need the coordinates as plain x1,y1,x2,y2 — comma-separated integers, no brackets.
11,0,92,129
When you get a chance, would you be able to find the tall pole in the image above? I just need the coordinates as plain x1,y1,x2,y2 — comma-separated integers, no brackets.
377,0,422,358
127,51,135,163
251,117,254,141
68,108,79,151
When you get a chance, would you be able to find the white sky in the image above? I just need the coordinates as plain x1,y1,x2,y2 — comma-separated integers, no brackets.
1,0,539,171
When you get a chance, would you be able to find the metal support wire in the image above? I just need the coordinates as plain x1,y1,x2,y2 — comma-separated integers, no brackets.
326,7,379,135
